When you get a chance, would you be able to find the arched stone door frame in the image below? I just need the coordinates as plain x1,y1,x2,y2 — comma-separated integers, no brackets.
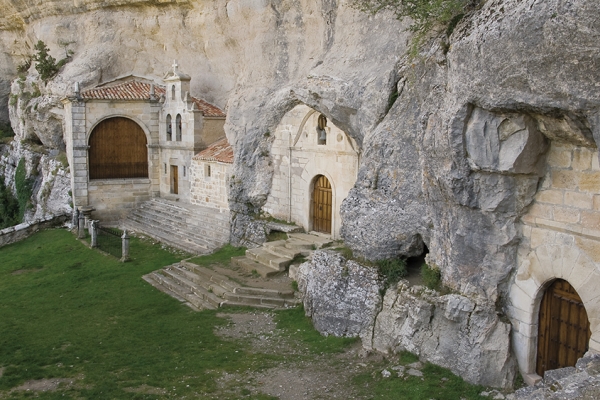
508,241,600,383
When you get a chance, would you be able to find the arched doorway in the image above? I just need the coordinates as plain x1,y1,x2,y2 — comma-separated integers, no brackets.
536,279,591,376
312,175,332,234
88,117,148,179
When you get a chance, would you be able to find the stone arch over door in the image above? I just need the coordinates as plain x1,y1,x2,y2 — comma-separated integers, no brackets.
88,117,149,179
509,241,600,381
311,174,333,234
536,279,591,376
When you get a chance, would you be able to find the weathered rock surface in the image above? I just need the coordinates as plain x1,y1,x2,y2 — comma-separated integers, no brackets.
296,250,384,343
297,252,516,388
515,353,600,399
372,281,516,388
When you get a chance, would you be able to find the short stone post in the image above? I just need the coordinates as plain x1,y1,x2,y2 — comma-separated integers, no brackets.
77,212,86,239
72,208,79,229
90,220,98,248
120,230,130,262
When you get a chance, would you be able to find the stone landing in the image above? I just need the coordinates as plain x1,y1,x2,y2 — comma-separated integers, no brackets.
232,232,333,277
122,198,230,255
143,260,300,310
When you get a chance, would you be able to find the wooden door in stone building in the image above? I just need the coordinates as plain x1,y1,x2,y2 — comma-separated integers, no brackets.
171,165,179,194
312,175,332,234
88,117,148,179
536,279,591,376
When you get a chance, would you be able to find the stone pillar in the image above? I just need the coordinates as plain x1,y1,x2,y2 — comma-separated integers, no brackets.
77,212,85,239
90,220,98,248
79,206,95,230
121,230,130,262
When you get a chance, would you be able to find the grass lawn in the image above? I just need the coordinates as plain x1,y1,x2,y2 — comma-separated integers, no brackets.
0,229,488,399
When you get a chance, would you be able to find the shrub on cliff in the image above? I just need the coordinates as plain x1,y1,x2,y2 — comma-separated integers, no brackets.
32,40,71,82
0,176,19,229
351,0,480,34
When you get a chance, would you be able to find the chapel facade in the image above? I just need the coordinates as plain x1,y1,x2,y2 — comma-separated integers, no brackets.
62,63,228,223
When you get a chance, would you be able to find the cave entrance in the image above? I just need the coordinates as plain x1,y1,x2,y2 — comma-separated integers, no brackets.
404,245,429,286
311,175,332,234
536,279,591,376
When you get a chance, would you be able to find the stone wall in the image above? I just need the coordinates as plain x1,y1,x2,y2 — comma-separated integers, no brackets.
263,104,358,238
87,178,151,223
189,159,231,211
509,141,600,383
0,215,69,248
64,98,161,215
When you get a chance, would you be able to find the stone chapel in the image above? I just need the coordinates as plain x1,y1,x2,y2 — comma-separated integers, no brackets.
62,63,230,223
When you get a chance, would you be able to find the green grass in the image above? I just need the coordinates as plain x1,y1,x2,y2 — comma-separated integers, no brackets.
353,360,485,400
0,229,489,399
187,244,246,267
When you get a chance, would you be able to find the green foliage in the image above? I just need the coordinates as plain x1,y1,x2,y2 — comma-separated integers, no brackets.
351,0,474,33
421,262,442,290
266,230,288,242
16,58,32,74
188,244,247,267
0,176,19,229
377,257,407,290
33,40,59,82
14,158,34,221
291,280,299,292
0,122,15,144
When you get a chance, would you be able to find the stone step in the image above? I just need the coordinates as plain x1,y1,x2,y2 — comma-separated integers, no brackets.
161,268,223,308
231,256,282,278
263,241,310,259
246,247,292,271
288,232,333,248
142,200,230,224
126,216,225,249
127,209,229,240
171,265,230,298
233,286,295,299
223,292,288,307
180,261,238,293
124,219,213,254
133,205,230,230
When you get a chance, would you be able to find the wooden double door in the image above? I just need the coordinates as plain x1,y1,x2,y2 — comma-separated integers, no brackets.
536,279,591,376
312,175,332,234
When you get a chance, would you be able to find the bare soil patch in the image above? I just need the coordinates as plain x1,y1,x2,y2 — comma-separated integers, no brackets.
215,312,386,400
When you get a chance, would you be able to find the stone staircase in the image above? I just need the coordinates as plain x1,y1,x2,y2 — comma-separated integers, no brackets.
143,232,333,310
232,232,333,277
123,198,230,254
143,260,300,310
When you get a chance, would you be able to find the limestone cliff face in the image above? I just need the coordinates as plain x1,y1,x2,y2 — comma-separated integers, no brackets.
1,0,599,305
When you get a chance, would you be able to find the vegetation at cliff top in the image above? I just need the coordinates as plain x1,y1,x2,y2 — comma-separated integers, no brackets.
0,229,490,399
351,0,479,34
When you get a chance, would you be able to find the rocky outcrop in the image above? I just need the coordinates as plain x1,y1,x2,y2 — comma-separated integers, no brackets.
297,250,384,343
515,353,600,399
297,251,516,388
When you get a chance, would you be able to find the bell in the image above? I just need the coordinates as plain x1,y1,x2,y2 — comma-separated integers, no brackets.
317,127,327,142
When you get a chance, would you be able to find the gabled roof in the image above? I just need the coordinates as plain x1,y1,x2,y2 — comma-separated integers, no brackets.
193,137,233,164
80,80,226,118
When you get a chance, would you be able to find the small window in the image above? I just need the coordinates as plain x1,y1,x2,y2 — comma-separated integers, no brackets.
166,114,172,141
317,114,327,145
176,114,182,141
164,163,167,174
183,166,186,177
171,85,175,100
205,164,211,178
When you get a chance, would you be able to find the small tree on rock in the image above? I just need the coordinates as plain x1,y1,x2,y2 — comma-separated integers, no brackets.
33,40,59,82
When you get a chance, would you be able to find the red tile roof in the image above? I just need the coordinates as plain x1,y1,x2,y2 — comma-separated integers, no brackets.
80,80,225,117
193,137,233,164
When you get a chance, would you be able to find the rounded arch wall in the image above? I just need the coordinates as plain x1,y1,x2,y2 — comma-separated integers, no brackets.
509,240,600,382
